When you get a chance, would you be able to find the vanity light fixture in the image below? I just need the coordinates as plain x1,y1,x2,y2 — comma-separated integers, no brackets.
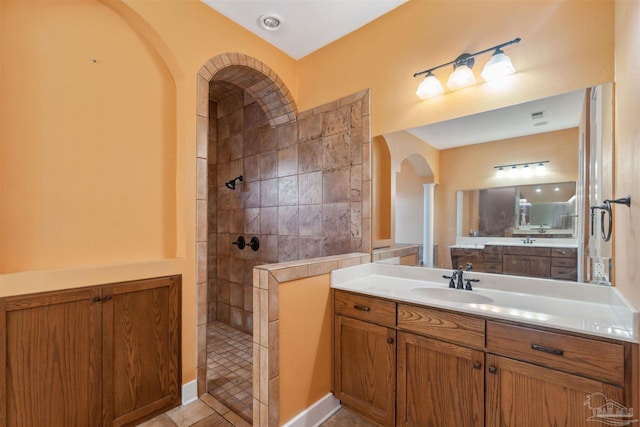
414,37,521,99
494,160,549,178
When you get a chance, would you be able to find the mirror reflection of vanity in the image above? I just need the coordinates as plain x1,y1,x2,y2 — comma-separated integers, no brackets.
373,83,614,284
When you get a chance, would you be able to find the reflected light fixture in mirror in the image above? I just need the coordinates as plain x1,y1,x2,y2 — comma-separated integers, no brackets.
413,37,521,99
494,160,549,178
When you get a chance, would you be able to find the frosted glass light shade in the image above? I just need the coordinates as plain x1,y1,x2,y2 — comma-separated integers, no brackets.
481,50,516,81
447,65,477,90
535,163,547,175
416,74,444,99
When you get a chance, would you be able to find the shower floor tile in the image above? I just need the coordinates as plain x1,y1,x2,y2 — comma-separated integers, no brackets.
206,321,253,423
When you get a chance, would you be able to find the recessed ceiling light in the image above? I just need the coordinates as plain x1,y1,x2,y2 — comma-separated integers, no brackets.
259,14,281,31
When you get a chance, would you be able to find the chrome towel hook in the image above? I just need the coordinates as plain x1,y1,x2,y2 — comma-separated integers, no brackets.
590,196,631,242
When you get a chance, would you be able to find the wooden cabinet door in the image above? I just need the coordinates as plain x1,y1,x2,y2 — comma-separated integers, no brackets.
486,354,625,427
102,276,181,427
334,315,396,426
503,254,550,278
397,332,484,427
0,288,102,427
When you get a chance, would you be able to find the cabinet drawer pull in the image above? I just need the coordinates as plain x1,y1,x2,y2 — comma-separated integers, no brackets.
103,295,113,302
353,304,370,312
531,344,564,356
387,337,394,344
473,361,481,369
488,366,497,374
92,296,101,303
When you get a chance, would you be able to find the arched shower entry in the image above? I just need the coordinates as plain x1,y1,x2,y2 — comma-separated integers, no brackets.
195,53,297,423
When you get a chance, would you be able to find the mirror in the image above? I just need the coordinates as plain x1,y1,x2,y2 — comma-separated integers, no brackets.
372,83,614,284
458,182,577,238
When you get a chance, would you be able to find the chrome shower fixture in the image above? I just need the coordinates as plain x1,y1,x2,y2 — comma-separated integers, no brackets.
225,175,243,190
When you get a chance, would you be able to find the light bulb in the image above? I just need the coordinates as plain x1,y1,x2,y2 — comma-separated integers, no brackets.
522,164,532,177
447,65,477,90
481,49,516,81
416,72,444,99
508,165,519,178
535,162,547,175
496,167,505,178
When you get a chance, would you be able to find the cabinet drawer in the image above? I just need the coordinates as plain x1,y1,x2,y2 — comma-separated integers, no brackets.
398,304,485,349
551,266,577,281
486,321,624,385
551,256,576,268
334,290,396,327
483,262,503,273
551,247,577,258
502,246,550,257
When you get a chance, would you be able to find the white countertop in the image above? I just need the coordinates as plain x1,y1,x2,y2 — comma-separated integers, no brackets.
331,263,638,343
452,237,578,249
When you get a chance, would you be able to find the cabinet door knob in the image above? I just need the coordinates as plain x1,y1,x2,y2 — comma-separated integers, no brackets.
488,366,497,374
353,304,370,312
473,361,481,369
387,337,394,344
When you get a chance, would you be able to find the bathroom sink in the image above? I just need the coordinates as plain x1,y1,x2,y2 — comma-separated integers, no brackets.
411,287,494,304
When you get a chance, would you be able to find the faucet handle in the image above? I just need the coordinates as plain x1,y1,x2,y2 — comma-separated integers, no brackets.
442,272,457,288
464,278,480,291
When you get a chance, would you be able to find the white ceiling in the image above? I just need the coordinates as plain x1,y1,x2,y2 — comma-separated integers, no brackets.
200,0,408,60
406,89,587,150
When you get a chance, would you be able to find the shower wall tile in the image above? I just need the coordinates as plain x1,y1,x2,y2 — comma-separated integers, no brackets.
230,209,244,234
260,151,278,180
299,205,322,236
259,125,277,152
278,236,298,262
244,208,261,235
260,178,278,207
278,206,298,236
260,207,278,235
298,114,323,143
323,132,350,170
323,169,350,204
229,134,244,160
216,163,230,189
299,171,322,205
230,257,244,284
277,122,297,148
298,139,323,173
299,237,323,259
277,145,298,177
229,109,244,136
277,176,298,206
218,137,230,162
350,127,363,165
230,282,243,307
245,101,266,131
323,105,350,136
243,154,260,182
244,181,261,208
229,158,243,181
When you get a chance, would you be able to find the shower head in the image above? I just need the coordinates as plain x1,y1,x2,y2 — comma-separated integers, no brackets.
225,175,243,190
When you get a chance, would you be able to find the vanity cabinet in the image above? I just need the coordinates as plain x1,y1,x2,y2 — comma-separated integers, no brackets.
486,321,627,426
0,276,181,427
333,289,637,427
450,245,578,280
396,304,484,427
502,246,551,278
333,291,396,426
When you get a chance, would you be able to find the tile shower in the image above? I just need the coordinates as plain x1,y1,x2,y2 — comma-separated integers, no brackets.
202,53,370,425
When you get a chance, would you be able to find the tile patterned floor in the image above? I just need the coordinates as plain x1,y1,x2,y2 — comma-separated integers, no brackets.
139,321,378,426
138,399,376,427
206,321,253,423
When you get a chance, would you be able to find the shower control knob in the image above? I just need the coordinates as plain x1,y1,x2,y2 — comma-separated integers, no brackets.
232,236,246,250
248,236,260,251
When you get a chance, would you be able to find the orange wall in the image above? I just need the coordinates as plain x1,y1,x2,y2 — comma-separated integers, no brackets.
613,1,640,309
373,136,392,244
0,0,297,385
279,274,333,424
298,0,614,137
435,128,579,267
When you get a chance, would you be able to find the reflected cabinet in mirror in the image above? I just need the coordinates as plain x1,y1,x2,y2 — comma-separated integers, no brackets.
458,182,577,239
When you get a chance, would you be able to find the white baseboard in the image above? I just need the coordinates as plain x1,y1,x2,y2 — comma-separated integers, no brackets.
282,393,341,427
182,380,198,405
